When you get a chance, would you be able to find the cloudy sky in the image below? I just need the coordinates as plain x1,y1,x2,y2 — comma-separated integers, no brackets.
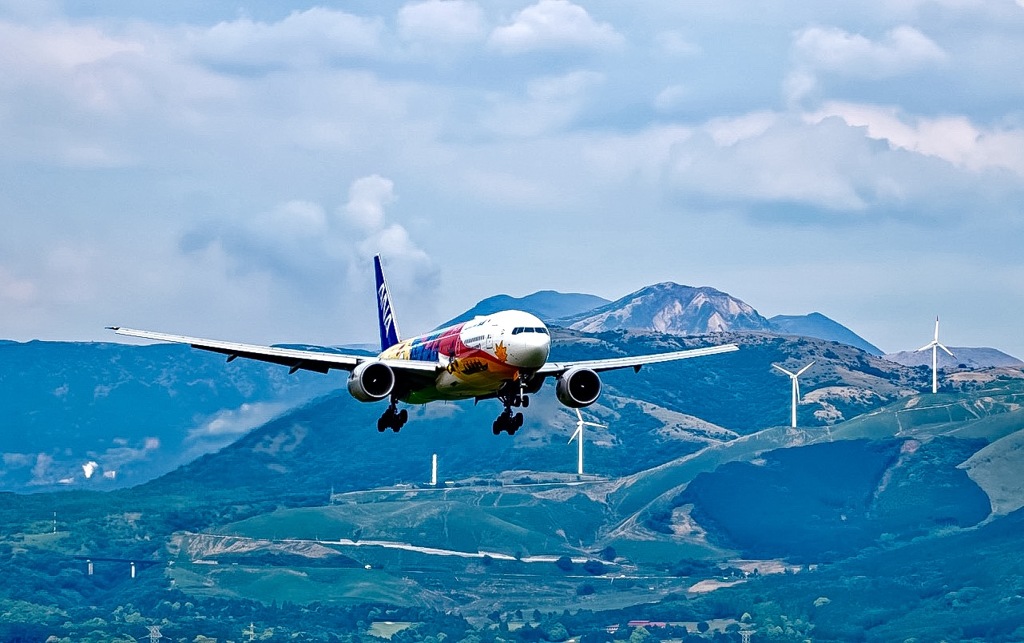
2,0,1023,357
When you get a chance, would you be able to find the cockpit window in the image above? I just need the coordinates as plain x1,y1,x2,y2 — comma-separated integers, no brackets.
512,326,548,335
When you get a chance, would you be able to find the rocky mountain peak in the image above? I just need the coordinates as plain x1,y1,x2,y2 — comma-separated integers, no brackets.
558,282,773,335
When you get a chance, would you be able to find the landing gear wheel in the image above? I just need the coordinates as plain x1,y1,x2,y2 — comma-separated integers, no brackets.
491,409,525,435
377,401,409,433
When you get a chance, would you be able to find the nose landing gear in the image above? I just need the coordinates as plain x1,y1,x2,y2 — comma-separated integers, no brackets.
493,383,529,435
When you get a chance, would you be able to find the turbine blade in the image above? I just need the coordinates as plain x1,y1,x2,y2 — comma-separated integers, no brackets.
568,428,581,444
938,343,954,357
796,361,815,377
934,317,940,341
916,341,936,352
772,363,795,377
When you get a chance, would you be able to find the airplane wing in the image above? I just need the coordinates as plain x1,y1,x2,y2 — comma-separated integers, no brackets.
536,343,739,377
107,327,440,375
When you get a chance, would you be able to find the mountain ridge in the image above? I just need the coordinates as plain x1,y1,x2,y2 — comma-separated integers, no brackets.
437,290,609,328
769,311,883,356
885,346,1024,369
445,284,887,357
557,282,772,335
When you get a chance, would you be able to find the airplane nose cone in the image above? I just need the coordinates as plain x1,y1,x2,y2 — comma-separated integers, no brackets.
511,334,549,369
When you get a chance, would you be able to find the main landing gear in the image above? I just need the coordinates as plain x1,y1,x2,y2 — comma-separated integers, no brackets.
493,389,529,435
377,400,408,433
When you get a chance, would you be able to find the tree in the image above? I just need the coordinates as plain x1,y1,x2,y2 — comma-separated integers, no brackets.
629,626,652,643
555,556,574,572
544,623,568,642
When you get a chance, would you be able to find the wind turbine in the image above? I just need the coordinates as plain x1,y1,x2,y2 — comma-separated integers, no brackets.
916,316,954,394
772,361,814,428
569,409,605,475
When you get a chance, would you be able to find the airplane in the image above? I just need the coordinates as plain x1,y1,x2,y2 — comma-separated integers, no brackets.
110,256,739,435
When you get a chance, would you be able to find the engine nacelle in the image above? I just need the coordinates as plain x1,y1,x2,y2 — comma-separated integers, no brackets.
347,361,396,402
555,367,602,408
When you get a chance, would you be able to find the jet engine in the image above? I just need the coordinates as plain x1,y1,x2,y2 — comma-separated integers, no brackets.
555,367,602,408
347,361,395,402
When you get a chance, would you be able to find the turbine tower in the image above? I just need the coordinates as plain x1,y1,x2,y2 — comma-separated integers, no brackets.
916,316,954,394
569,409,605,475
772,361,814,428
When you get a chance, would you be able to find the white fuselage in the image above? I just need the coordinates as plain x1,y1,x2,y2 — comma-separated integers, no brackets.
379,310,551,402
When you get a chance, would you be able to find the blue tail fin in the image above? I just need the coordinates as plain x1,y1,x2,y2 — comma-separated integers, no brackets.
374,255,401,351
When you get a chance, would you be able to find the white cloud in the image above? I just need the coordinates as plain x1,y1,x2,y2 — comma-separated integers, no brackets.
704,112,780,146
398,0,486,45
808,102,1024,176
343,175,396,232
2,452,32,468
89,438,161,478
488,0,624,54
182,175,437,322
792,25,946,78
188,8,384,68
578,125,693,187
30,453,53,485
0,20,142,73
655,112,989,214
481,69,604,137
189,403,286,440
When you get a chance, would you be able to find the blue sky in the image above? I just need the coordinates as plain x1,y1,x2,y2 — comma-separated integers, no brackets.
2,0,1023,357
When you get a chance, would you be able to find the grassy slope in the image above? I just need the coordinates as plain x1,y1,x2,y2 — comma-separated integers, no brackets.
707,507,1024,642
